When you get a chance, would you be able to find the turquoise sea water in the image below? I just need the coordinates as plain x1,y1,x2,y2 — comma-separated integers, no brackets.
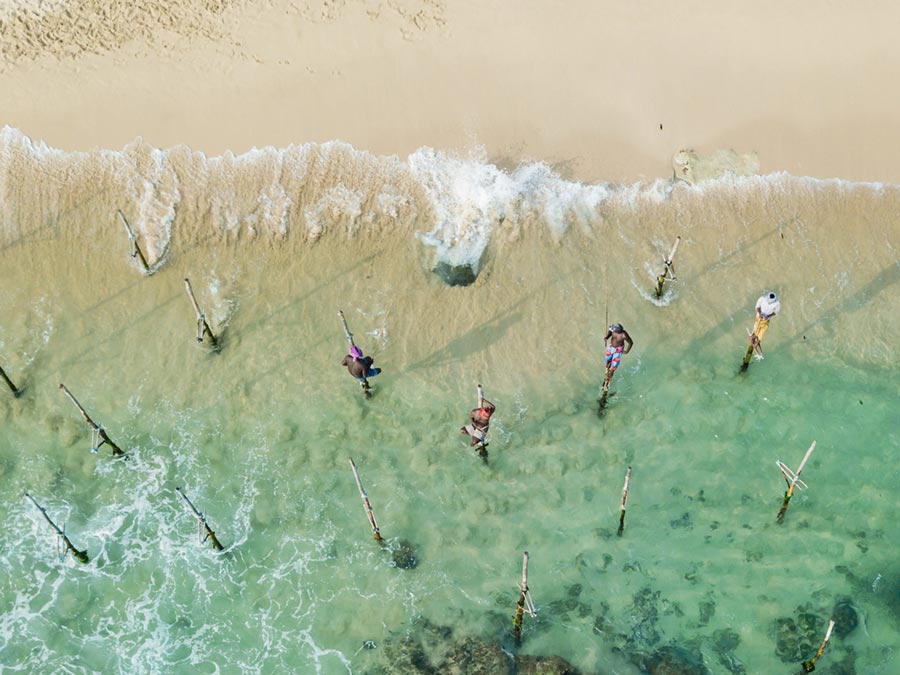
1,128,899,674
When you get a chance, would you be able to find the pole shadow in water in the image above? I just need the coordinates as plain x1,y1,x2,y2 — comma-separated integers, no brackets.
690,219,797,282
402,296,527,373
58,291,182,370
783,262,900,355
237,251,383,340
0,185,121,255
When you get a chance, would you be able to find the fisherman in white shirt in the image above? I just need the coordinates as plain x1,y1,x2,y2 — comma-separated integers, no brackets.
749,291,781,358
756,292,781,320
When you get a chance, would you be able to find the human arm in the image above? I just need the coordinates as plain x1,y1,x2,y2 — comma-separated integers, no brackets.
623,331,634,354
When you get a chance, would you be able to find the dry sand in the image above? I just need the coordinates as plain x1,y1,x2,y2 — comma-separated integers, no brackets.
2,0,900,184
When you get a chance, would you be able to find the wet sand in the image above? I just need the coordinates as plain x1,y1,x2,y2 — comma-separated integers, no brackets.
4,1,900,183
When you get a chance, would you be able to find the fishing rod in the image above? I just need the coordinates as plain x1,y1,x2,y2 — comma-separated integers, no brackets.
24,493,89,564
175,487,225,551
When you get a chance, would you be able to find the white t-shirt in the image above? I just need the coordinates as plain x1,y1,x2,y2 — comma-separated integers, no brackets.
756,295,781,319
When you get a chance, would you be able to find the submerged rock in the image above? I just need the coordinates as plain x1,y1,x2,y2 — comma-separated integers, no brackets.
441,637,512,675
831,597,859,638
593,601,613,636
711,629,745,674
391,538,419,570
774,608,826,663
415,617,454,666
645,645,711,675
629,587,662,649
377,635,438,675
545,585,592,619
515,654,582,675
372,620,583,675
670,512,692,530
698,599,715,626
433,261,478,287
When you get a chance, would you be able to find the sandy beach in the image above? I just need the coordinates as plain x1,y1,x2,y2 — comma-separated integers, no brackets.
4,0,900,183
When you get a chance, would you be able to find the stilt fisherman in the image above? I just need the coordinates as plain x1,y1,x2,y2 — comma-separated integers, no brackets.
748,291,781,359
603,323,633,391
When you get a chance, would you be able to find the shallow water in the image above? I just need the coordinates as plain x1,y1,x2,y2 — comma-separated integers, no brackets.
1,127,899,674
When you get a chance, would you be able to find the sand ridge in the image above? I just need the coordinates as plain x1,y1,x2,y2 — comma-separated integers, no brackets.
0,0,238,62
0,0,447,64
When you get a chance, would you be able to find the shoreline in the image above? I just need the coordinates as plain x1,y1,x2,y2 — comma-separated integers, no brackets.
3,2,900,184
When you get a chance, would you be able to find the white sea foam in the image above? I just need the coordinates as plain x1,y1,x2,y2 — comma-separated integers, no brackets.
2,125,899,286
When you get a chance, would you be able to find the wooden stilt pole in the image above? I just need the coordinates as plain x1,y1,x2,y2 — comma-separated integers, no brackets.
617,466,633,536
599,377,611,410
741,322,767,372
1,363,21,397
59,383,127,458
741,327,763,371
175,487,225,551
475,384,488,461
741,342,755,370
24,493,89,563
348,456,382,542
117,210,151,273
512,551,536,645
338,310,357,350
599,370,618,411
802,619,836,672
654,235,681,297
776,440,816,524
184,278,219,348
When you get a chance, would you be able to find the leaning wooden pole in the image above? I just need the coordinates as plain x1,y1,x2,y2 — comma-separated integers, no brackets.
24,493,89,564
348,456,382,542
512,551,536,645
117,210,151,273
776,440,817,524
617,466,633,536
741,320,768,371
475,384,488,460
741,325,761,370
741,341,755,369
598,387,610,411
1,363,21,397
59,383,126,458
802,619,836,672
654,235,681,297
184,278,219,348
338,310,357,349
175,487,225,551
